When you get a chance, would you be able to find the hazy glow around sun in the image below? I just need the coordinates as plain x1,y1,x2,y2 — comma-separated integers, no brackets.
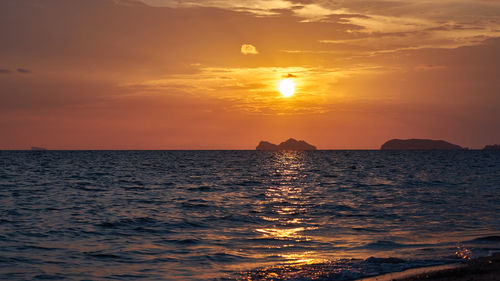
279,79,295,97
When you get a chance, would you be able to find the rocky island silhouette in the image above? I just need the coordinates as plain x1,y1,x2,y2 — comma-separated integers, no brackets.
256,138,317,151
381,139,464,150
484,144,500,150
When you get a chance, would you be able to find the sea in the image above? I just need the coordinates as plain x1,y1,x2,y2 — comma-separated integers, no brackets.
0,150,499,280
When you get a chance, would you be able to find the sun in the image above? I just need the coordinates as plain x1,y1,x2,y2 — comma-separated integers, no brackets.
279,79,295,98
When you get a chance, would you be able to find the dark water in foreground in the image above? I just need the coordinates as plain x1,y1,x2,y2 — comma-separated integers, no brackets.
0,150,499,280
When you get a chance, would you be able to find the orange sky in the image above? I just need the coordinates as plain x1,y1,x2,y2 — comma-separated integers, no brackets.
1,0,499,149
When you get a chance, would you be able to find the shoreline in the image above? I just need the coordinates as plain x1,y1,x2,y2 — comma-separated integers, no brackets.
357,253,500,281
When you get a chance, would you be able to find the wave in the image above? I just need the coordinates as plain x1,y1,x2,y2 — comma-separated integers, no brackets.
361,240,418,250
98,217,161,228
227,256,454,281
470,235,500,242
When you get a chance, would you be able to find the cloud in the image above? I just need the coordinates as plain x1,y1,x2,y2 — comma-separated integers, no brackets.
292,4,352,21
282,73,297,78
0,68,32,74
415,64,446,71
241,44,259,55
346,14,434,33
140,0,294,15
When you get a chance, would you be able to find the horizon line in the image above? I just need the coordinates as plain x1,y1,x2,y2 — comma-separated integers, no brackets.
0,148,490,151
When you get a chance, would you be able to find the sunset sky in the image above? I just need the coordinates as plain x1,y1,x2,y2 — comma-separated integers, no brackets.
1,0,499,149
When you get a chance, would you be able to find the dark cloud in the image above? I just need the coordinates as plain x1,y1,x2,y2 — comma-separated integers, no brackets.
282,73,297,78
0,68,31,74
414,64,446,71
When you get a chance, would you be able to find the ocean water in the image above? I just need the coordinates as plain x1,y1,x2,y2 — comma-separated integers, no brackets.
0,150,499,280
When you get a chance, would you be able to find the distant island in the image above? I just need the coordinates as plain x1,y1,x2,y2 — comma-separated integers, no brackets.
381,139,464,150
30,146,47,151
484,144,500,150
256,138,317,151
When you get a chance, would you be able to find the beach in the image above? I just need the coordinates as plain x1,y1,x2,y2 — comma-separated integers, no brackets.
360,253,500,281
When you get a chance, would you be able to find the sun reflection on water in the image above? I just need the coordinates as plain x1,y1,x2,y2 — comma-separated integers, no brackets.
255,227,306,240
280,252,328,265
254,151,324,266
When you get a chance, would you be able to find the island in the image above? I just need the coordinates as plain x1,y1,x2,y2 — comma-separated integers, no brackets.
256,138,317,151
483,144,500,150
30,146,47,151
380,139,464,150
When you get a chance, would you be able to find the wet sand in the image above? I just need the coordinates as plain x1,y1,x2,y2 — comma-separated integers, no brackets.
359,253,500,281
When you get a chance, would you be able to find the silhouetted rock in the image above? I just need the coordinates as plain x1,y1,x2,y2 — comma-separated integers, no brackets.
256,138,316,151
256,141,279,151
483,144,500,150
381,139,463,150
278,138,317,150
30,146,47,151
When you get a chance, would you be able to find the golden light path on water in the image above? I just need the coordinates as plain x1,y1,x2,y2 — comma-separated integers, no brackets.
255,152,324,266
232,151,348,281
